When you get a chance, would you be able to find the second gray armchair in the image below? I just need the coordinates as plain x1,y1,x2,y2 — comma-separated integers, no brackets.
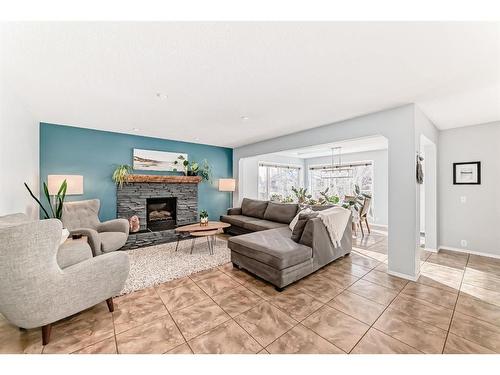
61,199,129,256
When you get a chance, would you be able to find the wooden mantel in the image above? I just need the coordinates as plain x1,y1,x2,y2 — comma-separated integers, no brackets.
126,174,202,184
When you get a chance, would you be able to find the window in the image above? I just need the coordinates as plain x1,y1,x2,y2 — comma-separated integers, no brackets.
308,162,373,200
258,163,301,200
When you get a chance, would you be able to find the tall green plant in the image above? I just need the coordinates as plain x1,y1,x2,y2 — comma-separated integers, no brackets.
24,179,67,219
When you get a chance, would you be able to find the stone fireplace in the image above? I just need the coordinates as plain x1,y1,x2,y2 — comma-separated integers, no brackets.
116,175,201,249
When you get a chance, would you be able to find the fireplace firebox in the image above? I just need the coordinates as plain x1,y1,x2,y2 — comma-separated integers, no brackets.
146,197,177,231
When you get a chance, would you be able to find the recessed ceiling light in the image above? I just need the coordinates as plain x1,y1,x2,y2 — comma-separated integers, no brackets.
240,116,249,120
132,128,140,132
156,93,168,99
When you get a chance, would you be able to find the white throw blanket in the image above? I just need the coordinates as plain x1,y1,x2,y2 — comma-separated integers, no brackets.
317,206,351,247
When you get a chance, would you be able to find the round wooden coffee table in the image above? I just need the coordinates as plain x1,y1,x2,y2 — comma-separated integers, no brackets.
174,221,231,255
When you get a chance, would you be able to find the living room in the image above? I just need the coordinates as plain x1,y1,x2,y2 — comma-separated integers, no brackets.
1,2,500,373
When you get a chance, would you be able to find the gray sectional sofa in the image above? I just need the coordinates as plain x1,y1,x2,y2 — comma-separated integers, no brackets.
221,198,352,290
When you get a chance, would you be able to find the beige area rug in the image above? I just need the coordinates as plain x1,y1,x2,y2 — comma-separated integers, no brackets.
120,237,231,295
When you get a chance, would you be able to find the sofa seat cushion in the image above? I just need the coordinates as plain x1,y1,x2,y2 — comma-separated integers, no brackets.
99,232,128,253
263,202,298,224
243,219,288,232
228,227,312,270
241,198,268,219
57,241,93,269
220,214,257,228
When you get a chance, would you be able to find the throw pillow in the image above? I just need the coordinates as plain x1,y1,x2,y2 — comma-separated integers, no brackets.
289,207,313,230
291,212,318,243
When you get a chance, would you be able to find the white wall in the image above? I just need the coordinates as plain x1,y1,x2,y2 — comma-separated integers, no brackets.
239,154,304,202
439,121,500,257
304,149,388,225
0,83,39,218
234,105,421,280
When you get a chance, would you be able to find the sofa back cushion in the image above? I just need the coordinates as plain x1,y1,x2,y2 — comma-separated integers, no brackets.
241,198,269,219
264,202,299,224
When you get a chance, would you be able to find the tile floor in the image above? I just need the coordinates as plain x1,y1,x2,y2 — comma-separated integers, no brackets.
2,226,500,354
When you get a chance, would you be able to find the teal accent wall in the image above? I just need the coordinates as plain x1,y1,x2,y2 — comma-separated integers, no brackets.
40,123,233,221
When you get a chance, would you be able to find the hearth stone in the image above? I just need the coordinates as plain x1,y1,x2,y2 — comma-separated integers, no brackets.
121,229,178,250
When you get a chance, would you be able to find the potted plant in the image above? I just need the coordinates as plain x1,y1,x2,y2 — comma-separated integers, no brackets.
183,159,213,181
198,159,212,182
318,187,340,205
291,186,312,204
24,179,68,219
342,184,371,211
112,164,133,188
188,161,199,176
199,210,209,226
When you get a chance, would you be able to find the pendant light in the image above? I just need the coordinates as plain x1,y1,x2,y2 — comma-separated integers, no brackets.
321,147,353,179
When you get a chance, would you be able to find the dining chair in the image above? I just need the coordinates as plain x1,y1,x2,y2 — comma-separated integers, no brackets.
358,196,372,237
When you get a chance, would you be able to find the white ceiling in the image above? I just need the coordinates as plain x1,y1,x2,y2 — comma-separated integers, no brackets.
273,135,388,159
1,22,499,148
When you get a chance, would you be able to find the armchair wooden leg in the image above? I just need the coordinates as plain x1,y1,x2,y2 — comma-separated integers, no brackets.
359,221,365,237
42,324,52,345
106,297,114,312
365,218,371,234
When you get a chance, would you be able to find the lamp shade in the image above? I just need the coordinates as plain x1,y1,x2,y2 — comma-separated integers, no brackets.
218,178,236,192
47,175,84,195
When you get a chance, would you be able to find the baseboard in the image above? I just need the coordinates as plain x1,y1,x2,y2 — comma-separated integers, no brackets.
423,247,438,253
438,245,500,260
387,269,419,282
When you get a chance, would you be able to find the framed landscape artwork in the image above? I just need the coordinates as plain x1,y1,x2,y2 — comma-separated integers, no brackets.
453,161,481,185
133,149,188,172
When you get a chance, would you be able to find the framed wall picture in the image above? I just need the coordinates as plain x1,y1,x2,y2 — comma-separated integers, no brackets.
133,149,188,171
453,161,481,185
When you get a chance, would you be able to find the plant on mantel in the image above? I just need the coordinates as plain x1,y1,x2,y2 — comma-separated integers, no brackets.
112,164,133,188
174,155,213,182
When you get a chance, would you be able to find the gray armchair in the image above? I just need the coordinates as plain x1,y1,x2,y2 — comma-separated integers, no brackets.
61,199,129,256
0,214,129,345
